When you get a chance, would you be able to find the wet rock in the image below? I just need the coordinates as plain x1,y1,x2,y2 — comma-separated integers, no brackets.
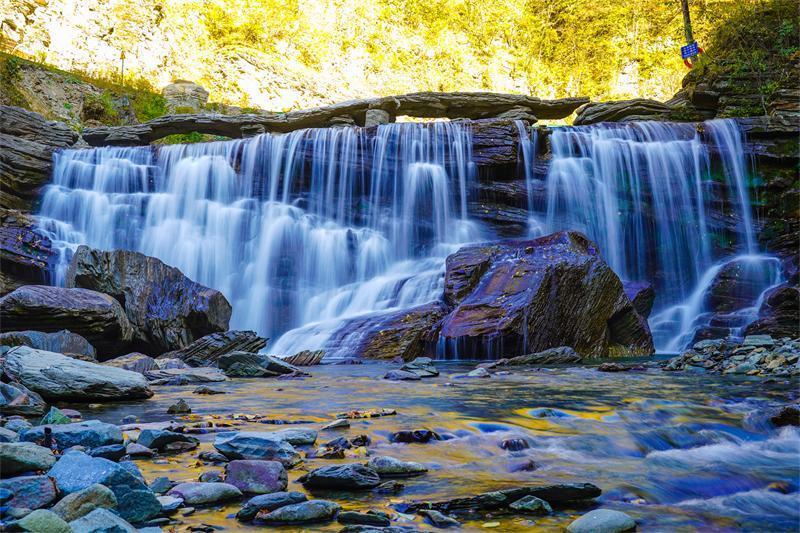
744,285,799,339
255,499,341,524
198,451,229,464
509,459,539,472
336,408,397,419
225,460,288,494
16,509,71,533
508,495,552,514
21,420,122,449
566,509,636,533
199,470,223,483
321,419,350,431
0,442,56,477
505,346,582,365
283,349,326,366
466,367,490,378
118,489,162,523
0,474,57,510
39,406,74,425
0,330,96,360
299,464,382,490
193,386,225,395
3,346,152,401
5,418,32,433
145,367,227,384
0,285,133,355
47,450,150,501
770,405,800,427
89,444,127,462
419,508,461,528
384,369,421,381
0,382,46,417
499,437,530,452
167,482,242,505
157,494,183,513
366,456,427,477
374,480,405,494
236,491,308,521
264,427,318,446
167,399,191,414
149,476,174,494
67,246,232,355
125,443,156,458
218,351,302,377
440,232,653,358
402,483,601,514
597,362,633,372
705,259,776,313
160,330,267,366
68,508,137,533
400,357,439,377
104,353,157,374
338,510,391,526
213,431,303,467
50,483,117,522
573,99,672,125
137,429,199,451
390,429,442,444
0,427,19,442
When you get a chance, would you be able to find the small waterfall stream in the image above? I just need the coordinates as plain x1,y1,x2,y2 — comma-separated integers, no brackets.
37,118,778,357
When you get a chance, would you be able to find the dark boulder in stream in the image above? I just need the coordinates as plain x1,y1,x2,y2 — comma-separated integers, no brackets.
66,246,232,355
159,330,267,365
440,231,654,358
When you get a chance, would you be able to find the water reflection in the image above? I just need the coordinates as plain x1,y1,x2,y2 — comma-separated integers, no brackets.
81,363,799,531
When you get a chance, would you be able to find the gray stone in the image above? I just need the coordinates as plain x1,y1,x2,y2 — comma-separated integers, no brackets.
419,508,460,528
47,451,150,499
0,442,56,477
157,495,183,512
137,429,198,451
256,499,341,524
167,482,242,505
224,459,288,494
145,367,226,385
68,508,137,533
466,367,490,378
21,420,122,449
366,456,427,477
0,475,57,509
321,419,349,430
236,491,308,521
0,382,47,417
4,419,32,433
266,427,317,446
0,330,96,360
50,483,117,522
104,353,157,373
383,369,421,381
89,444,127,461
149,476,174,494
213,431,302,467
566,509,636,533
3,347,152,401
743,335,775,348
0,427,19,442
299,464,381,490
125,443,155,458
338,511,391,526
509,495,553,514
16,509,71,533
117,489,162,523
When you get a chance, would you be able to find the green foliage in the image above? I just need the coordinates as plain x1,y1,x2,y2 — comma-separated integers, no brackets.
0,55,28,107
82,90,119,123
173,105,196,114
157,132,210,144
131,93,168,122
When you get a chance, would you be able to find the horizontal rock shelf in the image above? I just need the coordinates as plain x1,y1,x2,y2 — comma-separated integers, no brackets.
80,92,588,146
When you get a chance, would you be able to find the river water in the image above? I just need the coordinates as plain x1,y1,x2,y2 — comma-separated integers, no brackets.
80,362,799,531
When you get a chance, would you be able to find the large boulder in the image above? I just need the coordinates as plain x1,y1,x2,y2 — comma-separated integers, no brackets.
0,210,55,295
298,464,381,490
0,442,56,477
159,330,267,366
623,281,655,318
0,285,133,355
0,330,96,360
224,460,288,494
744,284,799,338
3,346,153,401
213,431,302,467
439,232,654,358
66,246,232,355
322,302,448,360
162,81,210,113
573,99,672,125
0,474,58,510
0,381,47,416
217,352,301,377
167,481,242,505
704,257,779,313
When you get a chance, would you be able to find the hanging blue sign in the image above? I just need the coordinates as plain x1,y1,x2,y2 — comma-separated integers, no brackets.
681,42,699,59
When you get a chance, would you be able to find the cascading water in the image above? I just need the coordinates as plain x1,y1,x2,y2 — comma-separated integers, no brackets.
38,122,480,357
517,118,782,351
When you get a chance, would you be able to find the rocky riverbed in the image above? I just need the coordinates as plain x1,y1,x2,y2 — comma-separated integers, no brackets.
2,360,797,532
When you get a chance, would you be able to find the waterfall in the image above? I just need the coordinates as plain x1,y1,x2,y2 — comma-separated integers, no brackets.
38,122,480,356
517,118,780,351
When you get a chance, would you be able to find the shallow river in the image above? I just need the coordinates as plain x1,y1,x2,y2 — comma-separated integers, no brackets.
81,361,799,532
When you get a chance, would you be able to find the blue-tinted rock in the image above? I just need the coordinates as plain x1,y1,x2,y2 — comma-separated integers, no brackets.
137,429,198,451
39,407,72,425
0,442,56,477
566,509,636,533
117,489,161,524
0,475,57,509
256,499,340,524
167,482,242,505
0,427,18,442
0,382,47,417
68,508,137,533
236,491,308,521
298,464,381,490
0,330,96,360
4,419,32,433
157,495,183,512
213,431,301,467
89,444,127,461
48,451,149,497
224,460,288,494
21,420,122,449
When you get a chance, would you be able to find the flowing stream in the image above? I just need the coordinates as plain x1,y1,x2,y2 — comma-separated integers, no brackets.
37,118,780,357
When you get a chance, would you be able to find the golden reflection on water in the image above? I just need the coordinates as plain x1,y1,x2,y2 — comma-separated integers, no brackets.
75,362,798,532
